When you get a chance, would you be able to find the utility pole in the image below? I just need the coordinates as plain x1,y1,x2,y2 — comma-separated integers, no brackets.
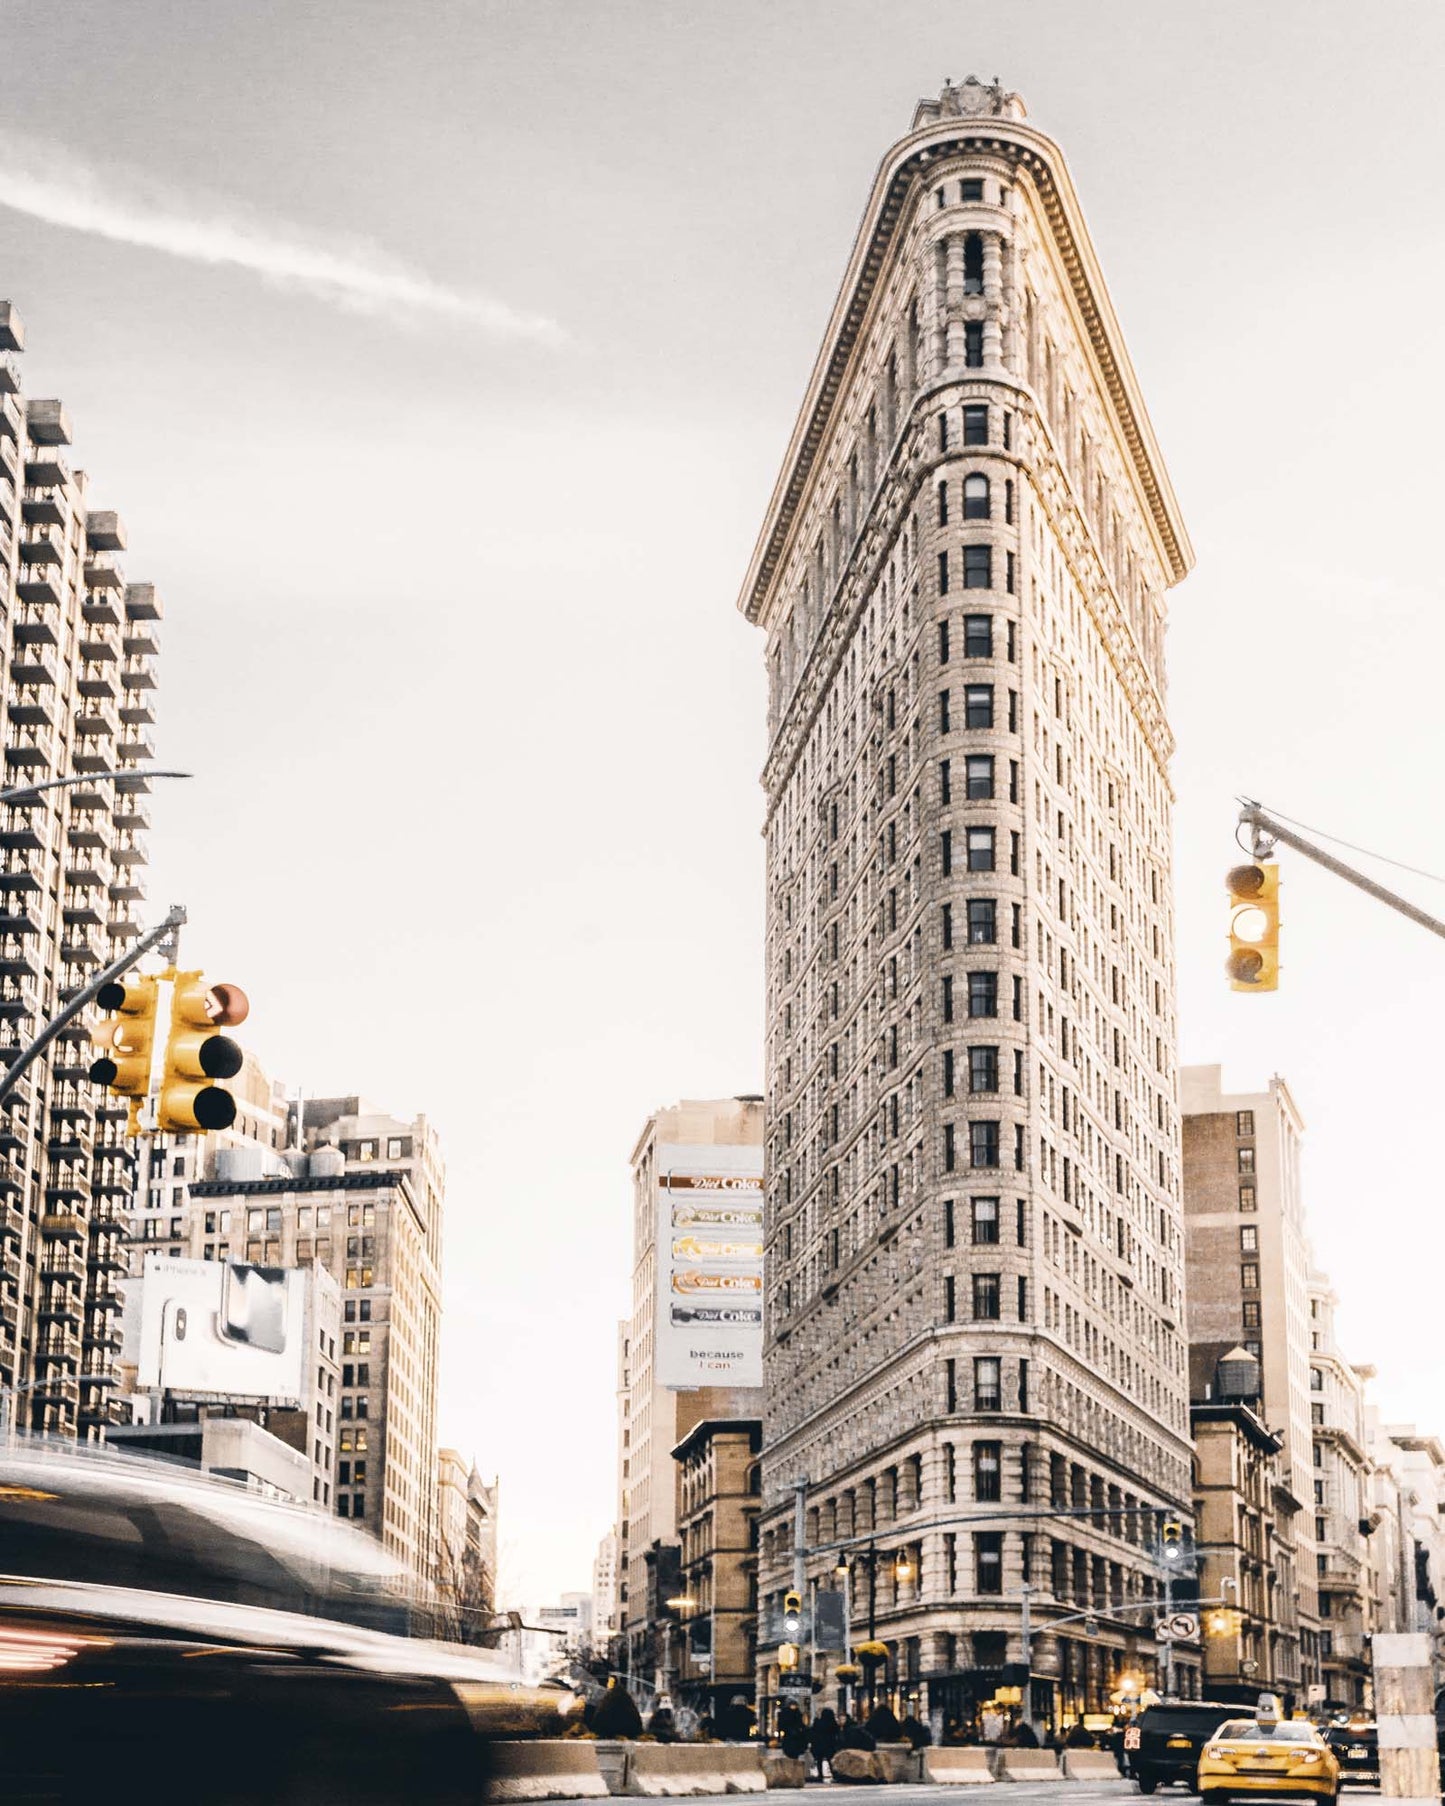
1019,1581,1033,1735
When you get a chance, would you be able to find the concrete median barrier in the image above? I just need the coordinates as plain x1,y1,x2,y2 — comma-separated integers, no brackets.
922,1746,997,1783
625,1741,767,1796
873,1742,923,1783
1060,1751,1120,1780
762,1751,809,1788
830,1748,881,1783
484,1740,609,1801
995,1748,1064,1781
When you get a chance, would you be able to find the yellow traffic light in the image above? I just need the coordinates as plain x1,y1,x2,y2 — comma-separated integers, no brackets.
89,974,161,1099
1226,863,1279,992
778,1642,799,1671
156,972,249,1133
782,1589,802,1639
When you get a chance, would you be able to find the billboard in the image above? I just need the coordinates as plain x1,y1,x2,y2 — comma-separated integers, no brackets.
135,1255,308,1401
656,1141,764,1389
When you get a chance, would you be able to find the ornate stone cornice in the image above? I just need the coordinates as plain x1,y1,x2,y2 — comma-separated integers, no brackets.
737,110,1193,632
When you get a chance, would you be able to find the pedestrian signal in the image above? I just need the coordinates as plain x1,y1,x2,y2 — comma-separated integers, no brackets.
156,972,249,1133
89,974,161,1098
1226,863,1279,991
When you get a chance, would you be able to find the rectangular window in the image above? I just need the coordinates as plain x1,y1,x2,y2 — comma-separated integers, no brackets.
939,689,951,732
937,480,950,526
940,759,952,804
1241,1263,1259,1289
974,1357,1001,1411
967,898,996,944
975,1532,1003,1594
965,754,995,799
943,1048,955,1096
946,1358,958,1413
945,1274,956,1323
969,1121,1000,1169
961,178,984,202
969,1046,999,1093
942,902,954,949
963,614,992,658
972,1272,1001,1319
963,405,988,446
938,550,950,595
964,320,984,368
1236,1110,1255,1136
941,830,953,876
938,620,950,664
1239,1186,1257,1212
1238,1146,1256,1173
972,1197,1000,1244
1243,1301,1261,1329
942,976,954,1024
945,1199,956,1249
963,545,992,589
966,827,995,871
1240,1226,1258,1253
964,685,993,728
973,1441,1002,1502
967,971,999,1018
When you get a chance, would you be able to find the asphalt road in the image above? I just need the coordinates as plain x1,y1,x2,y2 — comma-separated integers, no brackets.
541,1786,1143,1806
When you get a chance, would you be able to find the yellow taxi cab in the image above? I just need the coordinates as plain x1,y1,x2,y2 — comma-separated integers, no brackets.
1198,1696,1341,1803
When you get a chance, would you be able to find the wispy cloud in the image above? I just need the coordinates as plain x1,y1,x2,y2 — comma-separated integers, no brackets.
0,132,563,343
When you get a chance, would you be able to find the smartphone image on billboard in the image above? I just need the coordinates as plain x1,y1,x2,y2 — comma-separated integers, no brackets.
215,1264,289,1355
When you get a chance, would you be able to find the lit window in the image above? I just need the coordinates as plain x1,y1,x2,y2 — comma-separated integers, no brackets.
963,474,990,520
966,827,995,872
965,755,994,799
972,1197,1000,1245
974,1357,1001,1411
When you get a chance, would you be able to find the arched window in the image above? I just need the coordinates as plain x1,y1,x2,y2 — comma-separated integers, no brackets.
963,473,990,520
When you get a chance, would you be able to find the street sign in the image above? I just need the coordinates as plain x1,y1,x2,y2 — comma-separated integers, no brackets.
1154,1612,1199,1642
779,1674,811,1693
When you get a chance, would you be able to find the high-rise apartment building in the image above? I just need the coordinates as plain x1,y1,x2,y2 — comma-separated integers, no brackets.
185,1098,445,1578
593,1526,621,1648
738,79,1195,1729
0,301,161,1441
619,1097,764,1684
1181,1065,1316,1690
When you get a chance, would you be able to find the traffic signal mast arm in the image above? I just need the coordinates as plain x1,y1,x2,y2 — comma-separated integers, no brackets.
1240,801,1445,943
0,905,187,1106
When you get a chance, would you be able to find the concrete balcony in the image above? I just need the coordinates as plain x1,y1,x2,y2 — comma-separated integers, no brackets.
77,662,118,701
23,445,69,489
121,655,157,691
10,647,57,689
11,607,58,649
16,564,63,606
39,1242,86,1284
0,303,23,353
82,586,124,627
0,979,41,1019
34,1333,81,1372
77,627,119,664
58,926,105,968
0,900,45,938
42,1211,86,1242
0,390,20,441
85,510,126,552
122,622,159,660
0,849,49,891
119,694,156,729
6,692,55,732
0,477,16,526
124,581,161,621
61,891,105,927
21,483,65,527
26,399,71,446
66,813,109,851
0,351,19,394
108,871,146,904
20,524,64,565
0,941,41,980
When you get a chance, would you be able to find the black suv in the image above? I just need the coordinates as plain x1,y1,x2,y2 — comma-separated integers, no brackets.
1127,1703,1240,1793
1324,1723,1378,1789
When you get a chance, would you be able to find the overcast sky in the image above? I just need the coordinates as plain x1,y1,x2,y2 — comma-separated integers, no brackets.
3,0,1444,1606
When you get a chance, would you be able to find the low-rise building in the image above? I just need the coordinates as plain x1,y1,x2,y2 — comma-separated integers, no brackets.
1191,1369,1301,1703
107,1413,312,1502
673,1417,762,1718
1306,1271,1372,1710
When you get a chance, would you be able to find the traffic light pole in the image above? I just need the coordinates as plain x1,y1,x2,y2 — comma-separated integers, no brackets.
1240,802,1445,942
0,904,186,1106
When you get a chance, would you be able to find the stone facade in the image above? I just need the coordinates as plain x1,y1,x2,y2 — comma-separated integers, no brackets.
737,80,1196,1729
0,302,161,1440
619,1098,765,1684
1181,1065,1317,1690
673,1417,763,1714
1191,1402,1301,1701
1306,1271,1373,1708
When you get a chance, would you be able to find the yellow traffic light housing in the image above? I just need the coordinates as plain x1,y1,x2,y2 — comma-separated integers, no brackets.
782,1588,802,1640
156,972,249,1134
89,974,161,1098
1226,863,1279,992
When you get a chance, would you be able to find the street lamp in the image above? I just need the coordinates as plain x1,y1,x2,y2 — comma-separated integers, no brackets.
0,768,191,808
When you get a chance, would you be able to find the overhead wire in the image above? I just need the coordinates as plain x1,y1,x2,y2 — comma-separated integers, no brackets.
1237,799,1445,889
